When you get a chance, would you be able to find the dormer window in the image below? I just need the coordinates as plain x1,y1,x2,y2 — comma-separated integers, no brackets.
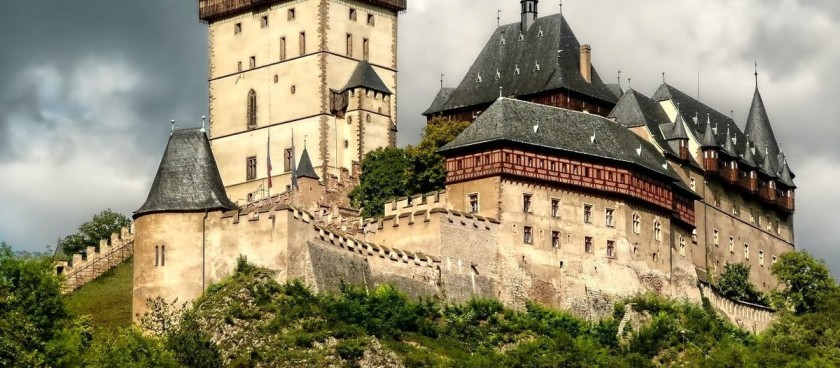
518,33,525,41
538,28,544,37
500,37,506,46
476,73,482,83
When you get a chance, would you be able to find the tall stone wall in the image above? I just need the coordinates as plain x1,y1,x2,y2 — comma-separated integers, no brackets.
700,282,775,333
55,224,135,293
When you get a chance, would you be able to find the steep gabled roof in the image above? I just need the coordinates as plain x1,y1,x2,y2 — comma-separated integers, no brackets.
606,83,624,100
440,98,679,180
423,88,456,116
745,88,782,169
665,113,689,141
425,14,618,116
653,83,749,156
342,60,391,95
135,128,237,218
295,147,320,180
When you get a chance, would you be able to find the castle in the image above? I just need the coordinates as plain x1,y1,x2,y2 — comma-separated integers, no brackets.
125,0,794,331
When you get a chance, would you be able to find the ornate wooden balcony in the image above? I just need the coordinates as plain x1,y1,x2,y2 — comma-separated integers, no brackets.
199,0,407,22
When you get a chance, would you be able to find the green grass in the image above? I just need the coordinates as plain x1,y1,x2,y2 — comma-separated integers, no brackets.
64,257,134,333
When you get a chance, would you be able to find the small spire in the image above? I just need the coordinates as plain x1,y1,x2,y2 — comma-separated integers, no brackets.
499,86,503,98
170,119,176,134
754,60,759,89
627,77,632,89
662,72,666,84
617,70,622,88
200,116,206,133
497,9,501,27
440,73,444,89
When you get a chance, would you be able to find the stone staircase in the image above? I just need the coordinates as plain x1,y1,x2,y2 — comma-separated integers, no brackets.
54,224,135,293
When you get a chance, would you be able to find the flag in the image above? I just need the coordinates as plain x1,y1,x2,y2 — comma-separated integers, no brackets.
290,129,298,191
267,131,273,189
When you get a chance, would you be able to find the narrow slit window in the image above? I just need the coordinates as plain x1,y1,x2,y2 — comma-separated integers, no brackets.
280,37,287,60
299,32,306,55
161,245,166,267
346,34,353,57
155,246,159,267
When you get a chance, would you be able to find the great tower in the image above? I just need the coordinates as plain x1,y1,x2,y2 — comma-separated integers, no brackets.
199,0,406,204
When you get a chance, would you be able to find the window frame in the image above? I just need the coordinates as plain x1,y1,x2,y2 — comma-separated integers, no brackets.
551,231,560,248
605,208,615,228
584,236,593,254
468,193,479,214
523,226,534,245
246,156,258,181
523,194,532,213
583,204,593,224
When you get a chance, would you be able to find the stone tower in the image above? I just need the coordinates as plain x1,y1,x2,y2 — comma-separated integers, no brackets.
198,0,406,204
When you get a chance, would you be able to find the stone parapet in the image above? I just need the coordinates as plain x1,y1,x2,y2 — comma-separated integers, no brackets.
699,282,775,333
55,224,135,293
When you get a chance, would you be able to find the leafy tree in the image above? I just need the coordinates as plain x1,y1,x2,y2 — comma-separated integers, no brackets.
139,297,187,337
349,147,410,217
404,118,471,195
771,251,838,314
60,209,131,255
716,263,768,306
166,315,223,368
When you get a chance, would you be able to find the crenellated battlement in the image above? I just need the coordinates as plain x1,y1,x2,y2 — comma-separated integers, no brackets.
312,226,441,269
55,224,135,293
699,282,775,332
384,190,448,217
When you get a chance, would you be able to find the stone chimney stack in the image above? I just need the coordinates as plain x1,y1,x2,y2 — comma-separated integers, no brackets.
580,44,592,83
521,0,539,32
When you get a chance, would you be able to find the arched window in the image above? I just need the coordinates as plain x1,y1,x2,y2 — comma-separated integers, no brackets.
247,89,257,129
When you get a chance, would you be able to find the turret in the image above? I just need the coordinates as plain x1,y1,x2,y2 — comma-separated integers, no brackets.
292,146,323,207
701,116,719,173
521,0,538,31
132,127,237,325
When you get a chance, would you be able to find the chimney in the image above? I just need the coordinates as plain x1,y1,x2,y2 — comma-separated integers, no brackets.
521,0,538,32
580,44,592,83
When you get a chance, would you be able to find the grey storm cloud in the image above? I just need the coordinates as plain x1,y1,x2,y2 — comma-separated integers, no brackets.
0,0,838,277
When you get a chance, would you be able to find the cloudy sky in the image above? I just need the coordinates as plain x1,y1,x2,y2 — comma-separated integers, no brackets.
0,0,837,275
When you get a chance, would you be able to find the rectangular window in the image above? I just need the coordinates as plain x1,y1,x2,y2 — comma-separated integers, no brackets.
551,231,560,248
234,23,242,34
605,208,615,227
654,221,662,242
551,199,560,218
632,214,640,234
713,229,719,246
524,226,533,244
729,237,735,253
759,250,765,267
288,8,296,20
249,56,256,69
523,194,532,213
584,204,592,224
284,149,293,172
349,8,357,21
346,34,353,57
363,38,370,60
155,246,159,267
261,15,269,28
585,237,593,253
468,194,479,214
744,244,750,260
367,13,375,26
161,245,165,267
246,156,257,180
606,241,616,258
237,61,243,72
679,237,686,257
279,37,287,60
690,177,696,191
299,32,306,55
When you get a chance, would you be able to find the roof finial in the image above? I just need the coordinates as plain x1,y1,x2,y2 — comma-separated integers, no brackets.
499,86,503,98
440,73,445,89
627,77,632,89
170,119,176,134
754,60,759,89
662,72,666,84
304,135,308,149
730,110,734,120
560,0,563,16
497,9,501,27
617,70,622,89
201,116,206,133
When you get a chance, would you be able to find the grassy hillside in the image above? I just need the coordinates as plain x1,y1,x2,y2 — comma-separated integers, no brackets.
64,257,133,333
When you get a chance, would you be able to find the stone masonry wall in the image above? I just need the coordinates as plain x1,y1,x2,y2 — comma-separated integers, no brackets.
56,224,135,293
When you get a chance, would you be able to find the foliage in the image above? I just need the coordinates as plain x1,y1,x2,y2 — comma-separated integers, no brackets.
403,118,472,195
84,326,180,368
716,263,769,306
166,315,223,368
59,209,131,255
139,297,187,337
771,251,838,314
350,118,471,217
349,146,410,217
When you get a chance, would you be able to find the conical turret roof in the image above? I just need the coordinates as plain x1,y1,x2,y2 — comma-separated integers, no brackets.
666,113,690,141
741,142,758,168
779,154,796,188
760,146,778,178
295,147,320,180
723,128,738,156
701,116,718,148
342,60,391,95
134,128,237,218
745,88,782,168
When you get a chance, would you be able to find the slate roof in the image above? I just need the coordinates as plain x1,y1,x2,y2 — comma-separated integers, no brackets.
701,116,719,148
295,147,320,180
606,84,624,100
779,155,796,188
424,14,618,116
342,60,391,95
423,88,456,116
135,128,237,218
745,88,782,169
440,98,682,182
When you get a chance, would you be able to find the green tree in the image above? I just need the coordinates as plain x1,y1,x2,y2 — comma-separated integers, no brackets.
404,118,471,195
59,209,131,255
349,147,410,218
717,263,768,306
85,327,180,368
166,315,223,368
771,251,838,314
